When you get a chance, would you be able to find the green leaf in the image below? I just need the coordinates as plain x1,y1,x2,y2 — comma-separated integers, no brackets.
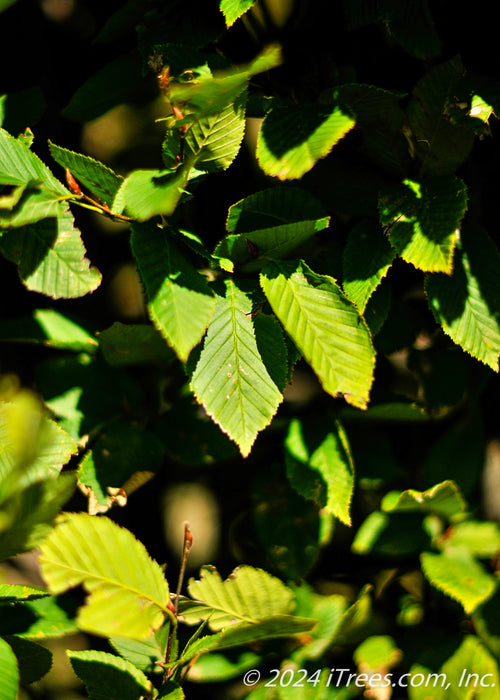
16,594,79,639
190,279,283,456
181,565,295,630
439,636,499,700
381,481,466,519
187,651,260,682
48,141,122,206
353,635,401,670
39,513,170,638
35,355,143,441
406,56,474,175
0,309,98,352
214,187,330,271
256,102,355,180
173,615,316,668
109,629,168,673
343,219,396,313
291,585,348,663
261,260,375,409
63,51,144,123
381,0,441,60
131,222,215,362
220,0,256,26
425,227,500,371
0,637,18,700
181,93,247,172
68,649,152,700
0,127,68,193
0,0,20,13
4,635,52,683
159,681,185,699
421,548,497,613
252,465,322,579
0,472,77,560
379,176,468,273
352,511,430,557
78,420,164,508
97,322,174,366
422,412,484,496
0,184,68,228
168,45,281,121
113,165,191,221
445,521,500,559
285,418,354,525
335,83,408,174
0,206,102,298
0,397,77,492
0,585,48,603
154,395,238,465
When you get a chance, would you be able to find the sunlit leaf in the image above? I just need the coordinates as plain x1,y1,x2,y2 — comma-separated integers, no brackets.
421,548,496,613
220,0,256,26
214,187,330,271
0,637,18,700
425,227,500,371
190,279,282,456
343,219,396,312
285,418,354,525
180,565,295,630
261,259,375,408
0,206,102,298
381,481,466,519
40,513,170,638
379,176,468,273
131,222,215,362
256,102,355,180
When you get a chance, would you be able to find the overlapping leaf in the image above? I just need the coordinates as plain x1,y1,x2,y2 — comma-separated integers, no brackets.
0,206,102,298
379,176,468,273
406,56,474,175
0,399,77,491
168,45,281,121
0,127,67,193
343,219,396,312
68,650,152,700
49,141,122,206
214,187,330,271
97,322,174,366
180,565,295,630
131,222,215,362
173,616,315,669
0,309,98,352
190,279,283,456
261,260,375,408
39,513,170,638
112,164,192,222
256,101,355,180
425,226,500,370
285,418,354,525
182,94,247,172
0,472,77,560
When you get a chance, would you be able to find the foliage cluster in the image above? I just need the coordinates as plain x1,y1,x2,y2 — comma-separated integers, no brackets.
2,0,500,698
